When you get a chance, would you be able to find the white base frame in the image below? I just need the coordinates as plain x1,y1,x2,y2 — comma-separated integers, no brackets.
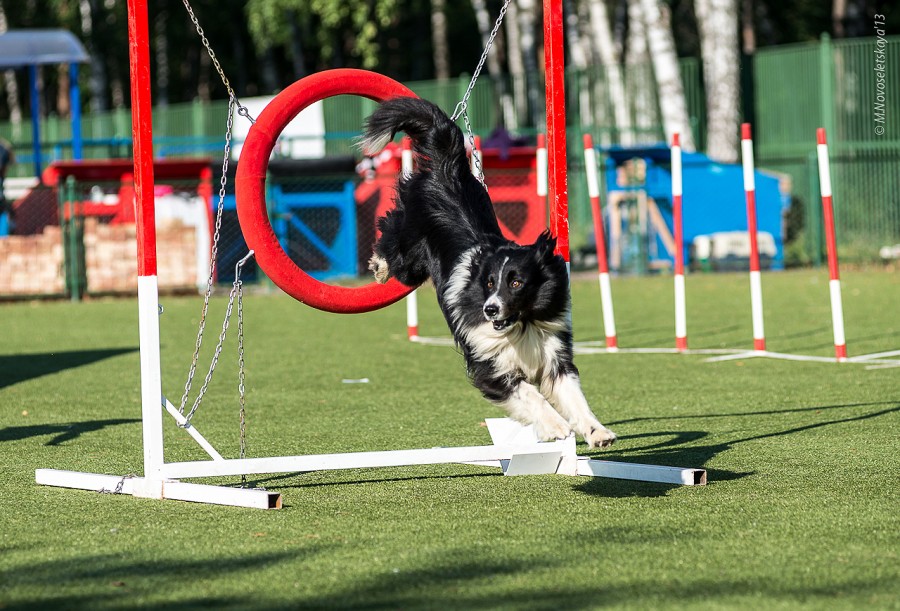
36,414,706,510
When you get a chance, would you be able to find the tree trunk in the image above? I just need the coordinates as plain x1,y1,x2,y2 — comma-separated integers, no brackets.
696,0,740,161
431,0,450,80
626,0,656,144
586,0,633,144
516,0,543,127
0,1,23,138
504,0,526,126
470,0,513,127
639,0,696,150
154,8,170,106
288,11,306,80
79,0,108,112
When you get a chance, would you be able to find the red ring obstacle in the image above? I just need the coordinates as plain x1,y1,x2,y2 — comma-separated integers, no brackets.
235,69,418,314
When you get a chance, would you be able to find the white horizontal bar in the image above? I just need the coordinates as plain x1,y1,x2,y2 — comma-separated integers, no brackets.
35,469,282,510
576,459,706,486
157,441,573,479
409,336,455,346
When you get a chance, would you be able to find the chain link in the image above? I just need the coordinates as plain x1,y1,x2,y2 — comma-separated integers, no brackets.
178,95,236,415
450,0,511,189
99,474,134,495
181,0,255,123
237,256,248,486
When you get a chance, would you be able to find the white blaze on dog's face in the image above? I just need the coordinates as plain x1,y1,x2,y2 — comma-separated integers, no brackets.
481,252,538,331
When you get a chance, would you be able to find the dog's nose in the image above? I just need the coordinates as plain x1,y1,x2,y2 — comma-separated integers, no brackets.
483,304,499,318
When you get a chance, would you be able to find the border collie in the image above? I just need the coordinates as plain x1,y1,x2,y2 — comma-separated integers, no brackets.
361,97,616,449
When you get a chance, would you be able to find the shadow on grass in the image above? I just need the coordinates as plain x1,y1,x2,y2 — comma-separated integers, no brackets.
2,544,891,609
577,401,900,498
0,419,140,445
0,549,319,610
0,348,138,389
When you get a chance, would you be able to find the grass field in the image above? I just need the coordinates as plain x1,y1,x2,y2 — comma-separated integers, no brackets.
1,269,898,609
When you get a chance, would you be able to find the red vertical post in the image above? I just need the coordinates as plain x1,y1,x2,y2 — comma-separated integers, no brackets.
127,0,157,276
543,0,569,261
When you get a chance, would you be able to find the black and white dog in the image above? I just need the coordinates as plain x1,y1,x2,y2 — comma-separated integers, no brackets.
361,97,616,449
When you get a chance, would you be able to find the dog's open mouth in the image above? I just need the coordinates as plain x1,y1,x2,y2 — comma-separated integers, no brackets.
491,315,518,331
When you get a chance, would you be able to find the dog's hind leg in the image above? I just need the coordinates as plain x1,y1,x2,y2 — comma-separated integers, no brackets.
370,208,430,286
542,373,617,449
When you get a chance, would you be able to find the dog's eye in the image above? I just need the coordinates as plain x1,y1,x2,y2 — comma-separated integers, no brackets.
511,279,523,289
487,278,494,289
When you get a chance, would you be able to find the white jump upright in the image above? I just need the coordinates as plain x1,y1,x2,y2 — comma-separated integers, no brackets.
582,134,618,351
741,123,767,352
816,128,848,362
671,132,688,352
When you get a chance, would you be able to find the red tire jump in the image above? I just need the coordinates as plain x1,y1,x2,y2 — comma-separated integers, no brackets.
235,69,418,314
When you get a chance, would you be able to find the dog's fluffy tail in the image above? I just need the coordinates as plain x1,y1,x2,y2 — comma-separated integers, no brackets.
359,97,468,177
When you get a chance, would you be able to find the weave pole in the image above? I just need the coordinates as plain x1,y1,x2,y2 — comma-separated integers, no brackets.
582,134,617,350
671,133,687,352
741,123,766,352
816,128,848,361
401,137,419,340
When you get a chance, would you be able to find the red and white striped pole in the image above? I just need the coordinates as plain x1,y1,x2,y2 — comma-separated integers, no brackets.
671,133,688,352
816,128,848,361
741,123,766,352
583,134,618,350
536,134,548,198
400,137,419,340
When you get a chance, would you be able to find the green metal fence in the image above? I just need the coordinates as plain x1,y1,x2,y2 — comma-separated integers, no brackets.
755,34,900,264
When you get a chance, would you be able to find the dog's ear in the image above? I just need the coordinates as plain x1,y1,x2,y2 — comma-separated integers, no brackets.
533,230,558,261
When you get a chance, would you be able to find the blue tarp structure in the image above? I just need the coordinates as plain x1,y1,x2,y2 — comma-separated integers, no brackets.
0,30,89,175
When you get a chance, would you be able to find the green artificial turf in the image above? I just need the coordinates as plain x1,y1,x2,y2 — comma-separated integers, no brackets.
1,269,898,609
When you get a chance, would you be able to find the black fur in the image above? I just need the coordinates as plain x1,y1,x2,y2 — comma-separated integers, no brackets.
362,97,616,448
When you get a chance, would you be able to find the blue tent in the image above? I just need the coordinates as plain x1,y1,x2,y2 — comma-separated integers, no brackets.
0,30,89,176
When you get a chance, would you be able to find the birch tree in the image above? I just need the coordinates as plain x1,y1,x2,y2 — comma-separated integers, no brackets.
504,0,525,125
639,0,696,150
586,0,633,144
431,0,450,80
695,0,740,161
516,0,543,127
626,0,657,144
470,0,514,127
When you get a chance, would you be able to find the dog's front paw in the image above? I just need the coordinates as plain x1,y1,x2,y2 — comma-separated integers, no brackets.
368,254,390,284
584,425,617,449
534,413,574,442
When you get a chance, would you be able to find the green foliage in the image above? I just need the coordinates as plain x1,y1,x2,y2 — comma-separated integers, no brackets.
246,0,399,69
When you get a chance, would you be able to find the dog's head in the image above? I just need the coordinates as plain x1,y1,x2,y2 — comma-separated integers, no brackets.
479,231,569,331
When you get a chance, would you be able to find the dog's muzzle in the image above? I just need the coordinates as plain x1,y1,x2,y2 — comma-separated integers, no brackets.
483,302,517,331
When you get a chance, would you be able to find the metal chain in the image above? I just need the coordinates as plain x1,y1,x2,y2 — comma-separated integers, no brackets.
180,0,255,124
237,256,248,486
99,474,134,495
450,0,511,189
178,95,236,415
183,251,255,426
